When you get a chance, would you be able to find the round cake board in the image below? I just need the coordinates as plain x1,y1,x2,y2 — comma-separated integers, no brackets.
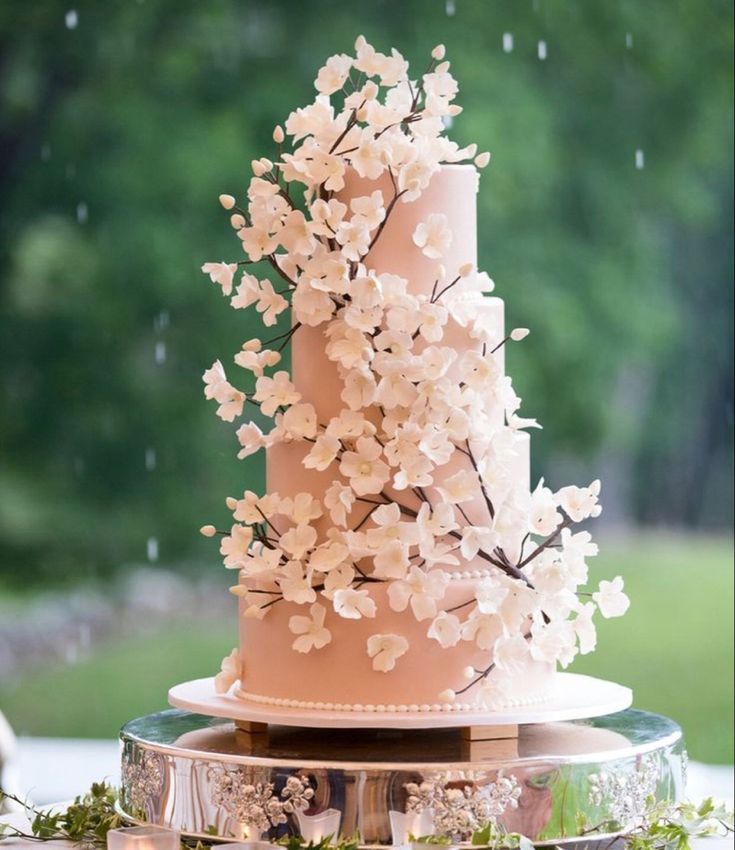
168,672,632,729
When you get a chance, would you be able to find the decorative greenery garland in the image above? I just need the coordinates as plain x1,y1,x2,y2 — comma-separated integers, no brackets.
1,783,732,850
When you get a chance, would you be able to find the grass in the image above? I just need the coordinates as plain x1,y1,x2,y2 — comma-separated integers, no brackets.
0,533,732,763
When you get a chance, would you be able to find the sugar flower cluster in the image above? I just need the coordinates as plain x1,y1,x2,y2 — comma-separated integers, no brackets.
203,36,629,706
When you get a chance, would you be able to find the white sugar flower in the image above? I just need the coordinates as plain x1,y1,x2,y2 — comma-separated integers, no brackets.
387,566,448,621
437,469,477,504
529,479,562,536
530,620,578,668
289,603,332,653
309,541,349,573
555,479,602,522
280,524,318,560
475,577,509,615
593,576,630,618
202,261,238,296
373,540,410,580
417,301,448,342
412,213,452,259
574,602,597,654
339,436,390,496
243,544,282,577
211,381,246,422
219,524,253,568
560,528,598,583
255,279,289,327
278,561,316,605
325,325,373,369
202,359,227,400
303,434,341,471
239,225,277,262
492,634,530,673
236,421,267,459
335,218,371,261
350,135,385,181
367,633,409,672
324,481,355,527
230,273,261,310
350,190,386,230
333,588,377,619
280,492,323,525
427,611,461,648
461,610,501,651
254,371,300,416
284,96,334,141
234,346,281,376
214,648,242,694
281,402,317,440
292,283,335,327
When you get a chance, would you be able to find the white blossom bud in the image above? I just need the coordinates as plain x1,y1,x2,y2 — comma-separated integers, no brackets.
251,159,267,177
200,525,217,537
438,688,456,704
448,104,463,116
435,264,446,281
355,34,367,51
218,194,235,210
431,44,446,61
259,157,273,172
463,666,476,680
459,262,474,278
475,152,491,169
230,213,246,229
465,143,478,158
242,339,262,352
226,496,238,510
436,60,450,74
510,327,530,341
273,125,285,144
229,584,248,597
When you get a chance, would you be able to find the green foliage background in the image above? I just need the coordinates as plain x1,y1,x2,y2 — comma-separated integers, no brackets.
0,0,732,582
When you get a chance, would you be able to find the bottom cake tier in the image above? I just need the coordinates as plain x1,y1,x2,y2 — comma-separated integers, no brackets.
119,708,686,846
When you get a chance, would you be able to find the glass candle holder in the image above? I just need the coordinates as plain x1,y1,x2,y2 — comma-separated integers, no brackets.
107,826,180,850
295,808,342,842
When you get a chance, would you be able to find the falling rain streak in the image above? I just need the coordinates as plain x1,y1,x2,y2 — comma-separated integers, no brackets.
537,41,547,61
65,9,78,29
502,33,514,53
155,341,167,365
76,202,88,224
635,149,645,170
145,448,157,471
147,537,159,562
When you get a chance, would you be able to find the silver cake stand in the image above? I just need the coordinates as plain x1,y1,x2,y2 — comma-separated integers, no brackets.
118,705,686,846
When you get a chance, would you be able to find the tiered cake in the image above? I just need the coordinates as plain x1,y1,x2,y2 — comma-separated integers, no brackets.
199,36,629,719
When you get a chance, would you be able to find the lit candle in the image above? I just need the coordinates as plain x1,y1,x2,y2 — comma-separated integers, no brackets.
107,826,180,850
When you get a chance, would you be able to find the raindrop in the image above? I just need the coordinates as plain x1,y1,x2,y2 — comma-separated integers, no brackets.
65,9,78,29
502,33,514,53
445,0,456,16
153,310,170,333
625,32,634,49
145,447,157,471
442,114,454,130
154,340,167,364
537,40,548,61
635,149,645,170
147,537,159,562
76,202,88,224
41,144,51,162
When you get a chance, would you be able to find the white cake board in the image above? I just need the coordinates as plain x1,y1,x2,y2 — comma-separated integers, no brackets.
168,673,632,729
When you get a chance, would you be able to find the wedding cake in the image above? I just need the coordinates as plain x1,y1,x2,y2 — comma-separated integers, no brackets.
200,37,629,717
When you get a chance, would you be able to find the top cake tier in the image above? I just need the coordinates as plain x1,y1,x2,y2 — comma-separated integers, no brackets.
338,164,482,296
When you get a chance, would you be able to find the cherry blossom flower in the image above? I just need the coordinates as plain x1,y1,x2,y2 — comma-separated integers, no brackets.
350,191,386,230
427,611,461,648
236,421,267,459
234,345,281,376
367,633,409,672
339,436,390,496
219,524,253,568
574,602,598,654
555,479,602,522
289,603,332,653
255,280,289,327
310,541,349,573
593,576,630,618
388,566,448,621
324,481,355,526
437,469,477,504
254,371,300,416
333,588,377,619
281,492,323,525
280,524,318,560
281,402,317,440
492,634,530,673
529,479,562,536
214,648,242,694
278,561,317,604
412,213,452,259
373,540,410,580
202,262,238,296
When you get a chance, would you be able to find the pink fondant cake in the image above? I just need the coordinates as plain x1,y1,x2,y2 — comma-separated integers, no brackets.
200,37,628,718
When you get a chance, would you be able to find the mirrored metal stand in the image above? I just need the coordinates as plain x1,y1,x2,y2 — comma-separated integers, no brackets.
118,677,687,848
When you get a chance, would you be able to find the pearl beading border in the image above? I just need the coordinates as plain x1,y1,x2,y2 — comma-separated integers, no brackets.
235,687,551,714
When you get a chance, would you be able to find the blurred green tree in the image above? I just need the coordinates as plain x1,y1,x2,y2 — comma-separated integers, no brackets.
0,0,732,583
